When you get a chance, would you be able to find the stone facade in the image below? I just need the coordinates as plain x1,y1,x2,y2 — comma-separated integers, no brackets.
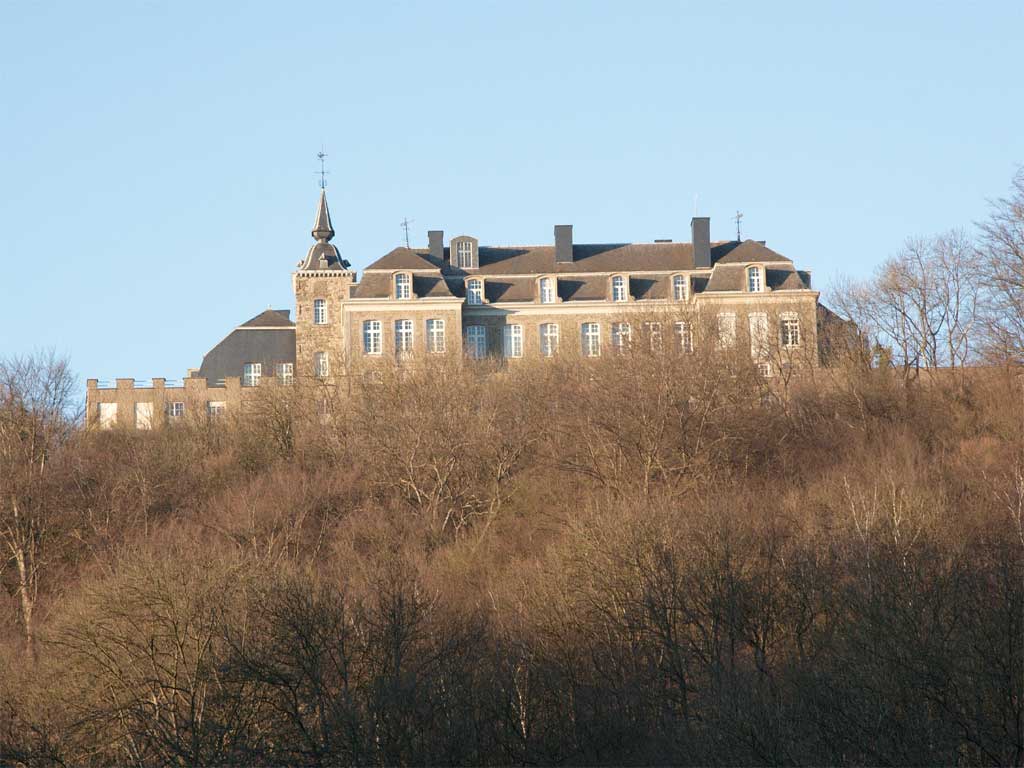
87,191,823,428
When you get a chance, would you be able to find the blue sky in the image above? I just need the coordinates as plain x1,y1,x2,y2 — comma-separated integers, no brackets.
2,1,1022,382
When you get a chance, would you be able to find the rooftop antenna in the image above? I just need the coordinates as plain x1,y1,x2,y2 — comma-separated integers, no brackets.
316,147,329,190
733,210,744,241
400,217,414,248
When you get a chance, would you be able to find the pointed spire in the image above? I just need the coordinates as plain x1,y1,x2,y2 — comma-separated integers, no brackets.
312,189,334,243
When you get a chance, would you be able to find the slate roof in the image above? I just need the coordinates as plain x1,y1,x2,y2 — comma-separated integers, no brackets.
196,312,296,383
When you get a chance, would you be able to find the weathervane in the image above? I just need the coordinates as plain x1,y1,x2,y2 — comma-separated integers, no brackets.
400,217,415,248
733,210,744,241
316,148,329,190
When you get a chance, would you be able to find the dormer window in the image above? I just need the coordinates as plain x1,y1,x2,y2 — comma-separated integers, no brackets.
451,236,479,269
611,275,628,303
672,274,688,301
466,278,483,305
747,266,763,293
539,276,556,304
395,273,412,300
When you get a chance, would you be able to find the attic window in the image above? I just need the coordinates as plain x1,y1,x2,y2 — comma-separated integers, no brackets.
466,278,483,305
747,266,763,293
395,273,412,300
611,275,627,302
672,274,688,301
454,239,476,269
540,277,556,304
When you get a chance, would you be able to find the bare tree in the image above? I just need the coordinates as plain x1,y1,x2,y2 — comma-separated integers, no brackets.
978,168,1024,364
0,352,77,659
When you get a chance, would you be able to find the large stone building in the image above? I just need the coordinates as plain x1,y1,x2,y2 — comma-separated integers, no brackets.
86,190,821,428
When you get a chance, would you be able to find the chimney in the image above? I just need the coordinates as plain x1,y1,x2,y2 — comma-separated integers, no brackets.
555,224,573,263
428,230,444,263
691,217,711,269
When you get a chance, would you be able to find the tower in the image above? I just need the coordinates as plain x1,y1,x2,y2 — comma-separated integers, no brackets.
293,189,355,382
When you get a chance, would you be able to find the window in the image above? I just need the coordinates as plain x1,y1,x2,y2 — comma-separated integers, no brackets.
455,240,474,269
166,401,185,418
644,321,663,351
757,361,773,378
540,277,556,304
539,323,559,357
749,313,769,358
503,324,523,358
672,274,688,301
207,401,226,417
363,320,382,355
717,313,737,349
675,321,694,353
242,362,262,387
135,402,153,430
395,319,414,357
611,322,631,353
465,325,487,359
313,298,327,324
98,402,117,429
747,266,763,293
781,314,801,348
582,322,601,357
276,363,294,385
314,351,329,378
466,278,483,305
611,275,627,302
395,273,411,300
426,319,446,353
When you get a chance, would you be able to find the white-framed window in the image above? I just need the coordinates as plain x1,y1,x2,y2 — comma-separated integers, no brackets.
207,401,226,417
672,274,688,301
242,362,262,387
611,275,627,302
503,324,523,358
426,319,446,353
314,351,329,378
466,278,483,305
395,273,412,300
539,323,559,357
98,402,117,429
135,402,153,430
540,277,556,304
717,313,737,349
465,325,487,359
166,401,185,418
644,321,663,351
611,322,631,352
395,319,414,357
757,361,773,378
781,314,801,348
456,240,474,269
675,321,694,353
582,322,601,357
747,266,763,293
313,298,327,324
748,312,769,358
363,320,382,355
276,363,294,385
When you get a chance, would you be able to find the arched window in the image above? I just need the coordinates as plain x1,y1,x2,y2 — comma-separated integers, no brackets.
539,323,559,357
611,275,627,302
395,319,413,357
314,351,329,378
313,298,327,324
363,321,382,355
395,273,412,300
540,277,556,304
747,266,763,293
466,278,483,305
582,322,601,357
672,274,688,301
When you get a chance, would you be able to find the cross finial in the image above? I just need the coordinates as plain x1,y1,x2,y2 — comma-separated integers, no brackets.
400,217,414,249
316,148,329,190
733,210,744,241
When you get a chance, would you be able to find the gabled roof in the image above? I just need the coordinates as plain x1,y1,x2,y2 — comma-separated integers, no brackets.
239,309,294,328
